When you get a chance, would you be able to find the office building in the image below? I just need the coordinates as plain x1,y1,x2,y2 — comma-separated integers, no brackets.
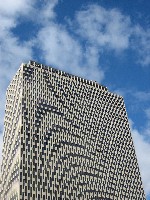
0,61,145,199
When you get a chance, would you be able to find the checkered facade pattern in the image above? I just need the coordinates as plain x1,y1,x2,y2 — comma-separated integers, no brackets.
0,68,22,200
0,61,145,199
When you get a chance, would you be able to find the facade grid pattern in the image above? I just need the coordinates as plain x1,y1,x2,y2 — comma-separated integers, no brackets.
0,61,146,200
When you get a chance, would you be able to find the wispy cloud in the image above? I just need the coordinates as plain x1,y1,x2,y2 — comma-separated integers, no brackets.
75,4,132,51
35,3,134,81
133,91,150,102
0,0,34,82
145,108,150,119
132,26,150,66
144,108,150,139
0,0,34,166
113,88,150,104
37,0,58,23
0,0,33,17
36,23,104,81
73,4,150,66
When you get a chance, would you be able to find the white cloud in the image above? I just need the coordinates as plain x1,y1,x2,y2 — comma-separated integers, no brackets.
133,26,150,66
113,88,150,104
35,4,138,83
37,23,104,82
75,4,132,51
0,0,35,167
144,108,150,139
0,15,16,33
0,32,33,129
0,0,34,73
130,119,150,196
74,4,150,66
0,34,32,70
0,0,35,33
0,25,33,128
0,0,33,17
38,0,58,23
133,91,150,102
145,108,150,119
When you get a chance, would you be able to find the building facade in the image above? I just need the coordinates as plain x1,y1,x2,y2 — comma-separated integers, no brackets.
0,61,145,199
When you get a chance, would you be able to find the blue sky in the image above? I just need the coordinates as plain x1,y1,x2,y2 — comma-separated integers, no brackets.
0,0,150,198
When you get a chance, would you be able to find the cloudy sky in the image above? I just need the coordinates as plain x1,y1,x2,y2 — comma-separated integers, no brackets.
0,0,150,198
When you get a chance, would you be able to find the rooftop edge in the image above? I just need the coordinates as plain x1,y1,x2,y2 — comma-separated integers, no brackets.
27,60,108,92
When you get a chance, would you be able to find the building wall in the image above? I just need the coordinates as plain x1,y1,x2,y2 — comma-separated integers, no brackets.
20,61,145,199
0,68,22,200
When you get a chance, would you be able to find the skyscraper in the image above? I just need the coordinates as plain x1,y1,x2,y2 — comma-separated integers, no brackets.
0,61,145,199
